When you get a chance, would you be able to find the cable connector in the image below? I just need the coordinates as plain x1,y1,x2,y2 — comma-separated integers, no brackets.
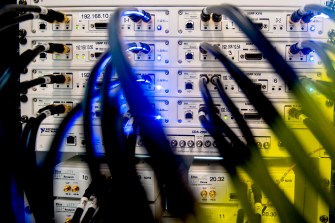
288,107,307,121
44,9,69,23
126,9,151,23
45,43,70,54
289,42,312,55
126,42,151,54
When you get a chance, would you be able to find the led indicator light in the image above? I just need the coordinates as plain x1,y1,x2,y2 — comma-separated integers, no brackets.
156,85,162,90
157,55,162,61
75,54,79,59
157,25,162,30
76,25,79,30
309,56,314,62
310,26,315,32
82,54,86,59
224,115,228,120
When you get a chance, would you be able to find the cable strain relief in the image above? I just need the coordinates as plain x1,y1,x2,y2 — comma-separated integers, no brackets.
141,10,151,23
39,6,48,15
47,9,66,23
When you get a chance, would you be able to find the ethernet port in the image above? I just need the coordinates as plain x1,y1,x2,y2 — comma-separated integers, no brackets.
185,82,193,90
39,23,46,30
66,136,76,145
185,52,194,60
40,52,47,59
185,21,194,30
185,111,193,120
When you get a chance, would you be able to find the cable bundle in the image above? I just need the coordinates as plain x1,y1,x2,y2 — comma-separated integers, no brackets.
1,2,335,223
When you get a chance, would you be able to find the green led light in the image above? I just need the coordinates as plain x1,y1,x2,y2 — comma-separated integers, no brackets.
76,25,79,30
224,115,228,120
82,54,86,59
75,54,79,59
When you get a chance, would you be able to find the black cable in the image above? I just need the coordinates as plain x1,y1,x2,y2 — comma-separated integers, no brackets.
198,112,257,223
251,184,262,223
0,4,69,23
0,13,37,33
19,74,67,93
211,76,255,147
299,40,335,84
300,78,335,100
109,8,202,222
200,41,335,213
71,181,95,223
81,196,98,223
0,45,46,94
100,58,154,222
82,51,113,220
0,43,70,94
17,104,70,222
205,4,335,173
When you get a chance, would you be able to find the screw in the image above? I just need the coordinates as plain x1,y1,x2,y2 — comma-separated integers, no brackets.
178,71,182,75
165,71,169,75
178,41,182,45
165,60,169,64
165,100,169,105
32,29,36,33
165,11,169,15
178,10,183,15
178,29,183,33
32,40,36,45
165,41,169,45
33,98,37,102
318,30,323,35
165,29,169,33
20,95,28,103
178,60,182,64
178,100,182,105
32,69,37,74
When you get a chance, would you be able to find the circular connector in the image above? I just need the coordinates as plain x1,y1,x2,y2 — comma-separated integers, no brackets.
200,8,211,22
212,13,222,23
289,9,303,23
289,43,301,55
63,185,71,192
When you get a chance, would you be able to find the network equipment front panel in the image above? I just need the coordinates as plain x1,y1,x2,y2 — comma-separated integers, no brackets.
17,0,334,222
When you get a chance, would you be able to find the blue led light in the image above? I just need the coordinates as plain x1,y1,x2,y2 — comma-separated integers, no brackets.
310,26,315,32
155,115,162,120
157,55,162,61
309,56,314,62
157,25,162,30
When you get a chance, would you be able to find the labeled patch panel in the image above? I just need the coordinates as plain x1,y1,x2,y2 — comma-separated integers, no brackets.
54,155,160,202
175,98,333,129
177,7,326,38
177,39,322,69
21,68,171,96
176,69,327,98
20,96,172,125
188,159,295,223
22,38,170,67
20,7,330,39
22,7,170,37
35,123,323,158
